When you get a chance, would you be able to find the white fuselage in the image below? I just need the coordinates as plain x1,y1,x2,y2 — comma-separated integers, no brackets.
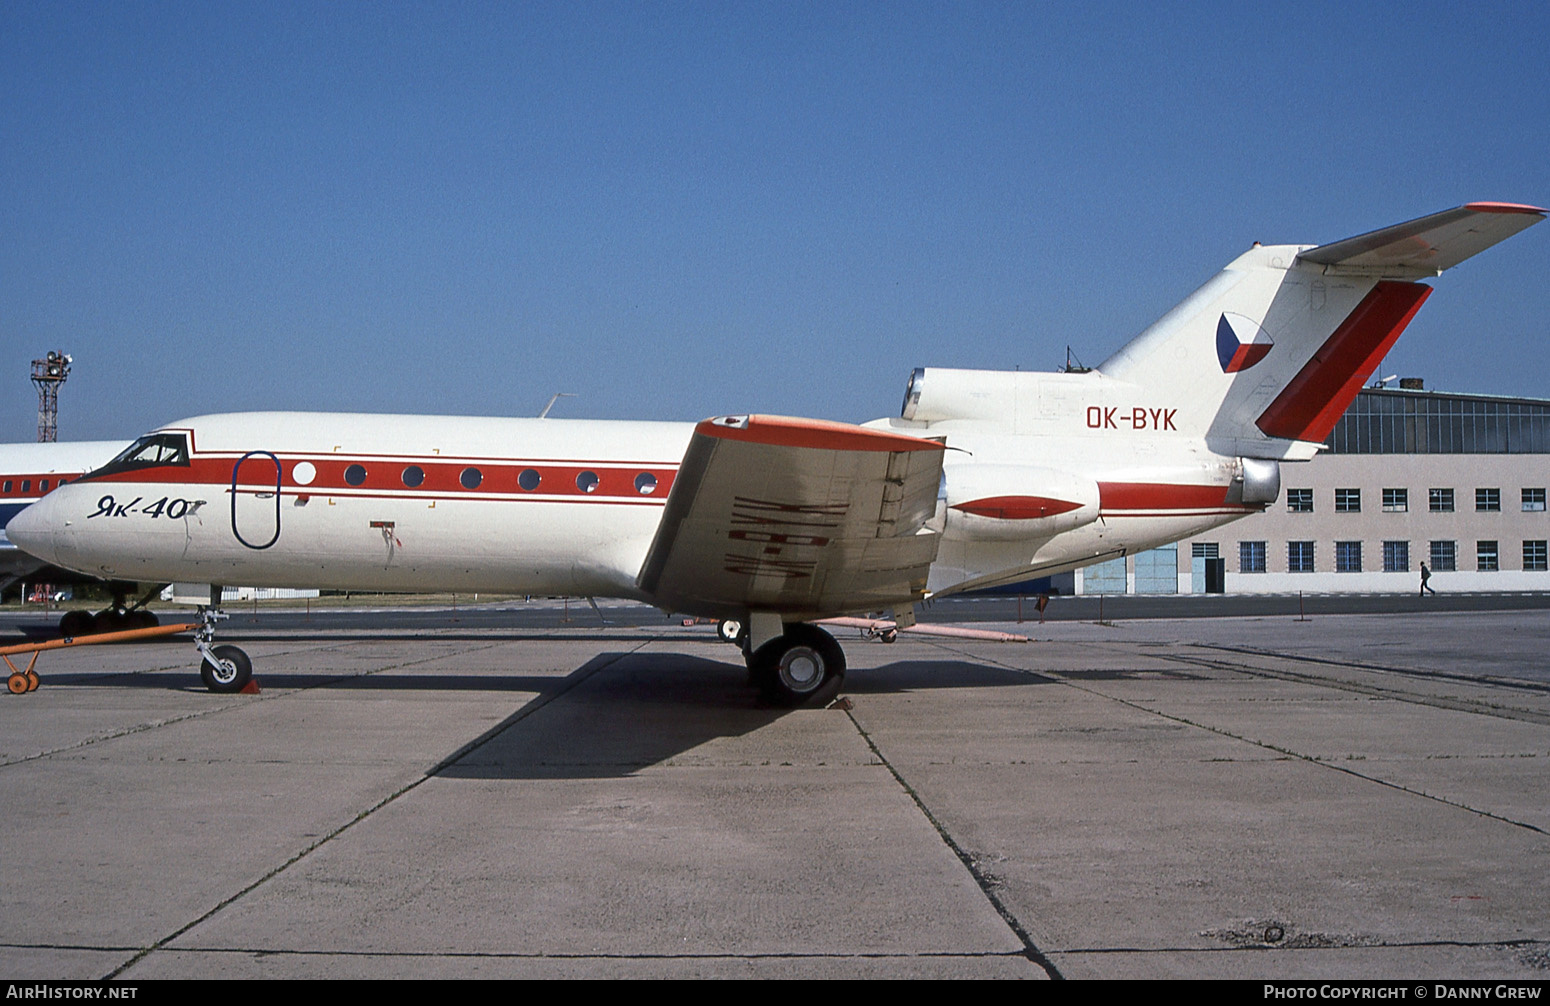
5,400,1262,612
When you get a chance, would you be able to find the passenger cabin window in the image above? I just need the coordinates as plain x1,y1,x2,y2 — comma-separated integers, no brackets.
1,481,10,493
90,433,192,478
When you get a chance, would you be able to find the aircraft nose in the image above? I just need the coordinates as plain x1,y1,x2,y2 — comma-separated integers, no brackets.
4,497,62,566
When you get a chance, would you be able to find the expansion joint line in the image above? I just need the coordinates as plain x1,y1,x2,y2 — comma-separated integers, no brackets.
921,639,1549,839
102,639,649,981
843,704,1064,980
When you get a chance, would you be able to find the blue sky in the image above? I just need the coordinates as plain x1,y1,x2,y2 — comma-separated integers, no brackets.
3,2,1548,441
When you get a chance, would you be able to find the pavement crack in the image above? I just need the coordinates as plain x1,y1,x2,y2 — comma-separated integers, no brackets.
1159,650,1550,725
102,638,646,981
916,638,1549,838
843,701,1063,980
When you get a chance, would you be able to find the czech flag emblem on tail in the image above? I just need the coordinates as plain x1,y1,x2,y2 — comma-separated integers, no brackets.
1216,312,1273,372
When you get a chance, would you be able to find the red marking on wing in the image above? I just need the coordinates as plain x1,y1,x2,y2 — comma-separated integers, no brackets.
698,415,943,453
1461,202,1548,215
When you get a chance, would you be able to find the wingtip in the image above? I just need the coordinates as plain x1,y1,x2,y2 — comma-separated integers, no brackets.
1462,201,1547,216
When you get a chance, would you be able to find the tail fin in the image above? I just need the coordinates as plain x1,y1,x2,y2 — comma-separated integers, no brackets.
1097,203,1544,458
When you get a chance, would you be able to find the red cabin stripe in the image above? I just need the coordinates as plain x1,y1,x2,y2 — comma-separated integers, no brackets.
1098,482,1231,510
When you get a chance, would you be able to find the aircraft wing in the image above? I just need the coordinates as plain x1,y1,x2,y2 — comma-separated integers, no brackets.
1298,202,1546,276
637,415,945,620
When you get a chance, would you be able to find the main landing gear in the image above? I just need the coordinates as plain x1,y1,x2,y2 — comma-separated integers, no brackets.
742,622,846,707
57,583,161,638
193,589,252,694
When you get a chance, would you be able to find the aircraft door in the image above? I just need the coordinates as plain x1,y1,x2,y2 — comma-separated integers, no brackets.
231,451,282,550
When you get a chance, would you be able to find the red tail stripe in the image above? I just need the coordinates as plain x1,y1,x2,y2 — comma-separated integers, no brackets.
1255,281,1432,443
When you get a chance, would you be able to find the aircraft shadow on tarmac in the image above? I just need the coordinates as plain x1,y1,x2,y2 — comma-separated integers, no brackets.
430,652,1052,781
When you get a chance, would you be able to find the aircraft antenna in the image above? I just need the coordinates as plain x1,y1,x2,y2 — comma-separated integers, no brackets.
539,393,576,419
30,350,71,442
1062,347,1091,374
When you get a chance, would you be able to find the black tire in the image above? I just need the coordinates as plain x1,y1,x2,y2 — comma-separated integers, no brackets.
750,624,846,706
85,609,133,634
58,610,92,639
200,645,252,694
716,618,743,644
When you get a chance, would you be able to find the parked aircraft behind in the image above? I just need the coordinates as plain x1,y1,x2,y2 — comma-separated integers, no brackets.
7,203,1544,701
0,440,161,634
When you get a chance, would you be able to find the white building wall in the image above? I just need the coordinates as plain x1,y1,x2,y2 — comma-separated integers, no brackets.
1177,452,1550,593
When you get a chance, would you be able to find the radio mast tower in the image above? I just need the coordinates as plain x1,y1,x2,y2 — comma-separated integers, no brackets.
31,351,71,442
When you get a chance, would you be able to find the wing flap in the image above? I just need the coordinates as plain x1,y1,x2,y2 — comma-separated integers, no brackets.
637,415,945,619
1298,202,1545,275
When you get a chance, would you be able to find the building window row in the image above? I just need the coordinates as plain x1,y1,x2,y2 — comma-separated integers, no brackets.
1234,539,1549,573
1290,486,1546,514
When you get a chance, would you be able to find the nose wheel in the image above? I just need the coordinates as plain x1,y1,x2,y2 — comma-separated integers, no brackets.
200,644,252,693
748,623,846,706
193,599,253,694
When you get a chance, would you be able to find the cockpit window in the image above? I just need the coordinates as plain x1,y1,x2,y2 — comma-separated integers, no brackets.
87,433,192,479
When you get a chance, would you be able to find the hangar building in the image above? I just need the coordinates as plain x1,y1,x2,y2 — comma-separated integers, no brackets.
1073,384,1550,595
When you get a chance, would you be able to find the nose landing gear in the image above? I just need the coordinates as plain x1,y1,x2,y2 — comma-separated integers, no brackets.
192,589,252,694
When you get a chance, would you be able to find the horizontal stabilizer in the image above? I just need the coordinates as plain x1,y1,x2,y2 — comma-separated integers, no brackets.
1298,202,1545,276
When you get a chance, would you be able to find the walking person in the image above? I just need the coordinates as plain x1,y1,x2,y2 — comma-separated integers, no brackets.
1420,562,1435,596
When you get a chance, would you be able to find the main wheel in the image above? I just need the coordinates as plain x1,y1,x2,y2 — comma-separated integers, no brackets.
200,645,253,694
58,610,91,638
749,624,846,706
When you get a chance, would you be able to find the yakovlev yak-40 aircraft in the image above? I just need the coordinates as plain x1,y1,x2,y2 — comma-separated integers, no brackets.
7,203,1544,702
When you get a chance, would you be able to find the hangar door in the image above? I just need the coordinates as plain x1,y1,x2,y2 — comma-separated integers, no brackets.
1082,556,1127,594
1134,544,1178,594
